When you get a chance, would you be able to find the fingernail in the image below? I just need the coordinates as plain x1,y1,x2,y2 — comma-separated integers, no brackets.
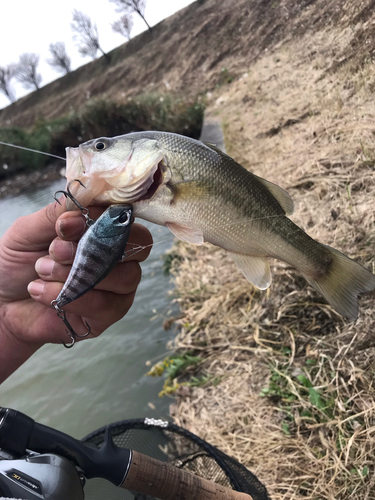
28,281,45,297
58,218,86,239
36,257,54,276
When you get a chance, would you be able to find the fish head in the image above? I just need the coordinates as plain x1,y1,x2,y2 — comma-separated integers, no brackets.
65,134,165,210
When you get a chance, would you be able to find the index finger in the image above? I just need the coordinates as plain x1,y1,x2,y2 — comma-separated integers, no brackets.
54,207,153,263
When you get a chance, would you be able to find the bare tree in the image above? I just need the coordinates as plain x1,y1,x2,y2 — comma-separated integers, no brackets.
47,42,71,74
0,65,16,103
112,14,133,39
71,10,108,60
14,53,42,91
110,0,151,32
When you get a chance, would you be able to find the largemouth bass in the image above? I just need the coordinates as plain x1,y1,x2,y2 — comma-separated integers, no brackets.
65,131,375,320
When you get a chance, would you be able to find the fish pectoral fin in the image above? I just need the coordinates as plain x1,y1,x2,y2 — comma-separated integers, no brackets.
166,222,204,245
254,175,294,215
228,252,271,290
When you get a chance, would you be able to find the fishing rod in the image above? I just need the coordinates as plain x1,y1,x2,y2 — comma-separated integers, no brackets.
0,407,255,500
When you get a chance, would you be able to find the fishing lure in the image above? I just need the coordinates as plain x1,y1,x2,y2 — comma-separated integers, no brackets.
51,182,133,348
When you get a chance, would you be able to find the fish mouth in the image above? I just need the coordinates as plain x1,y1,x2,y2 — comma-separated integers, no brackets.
135,160,164,202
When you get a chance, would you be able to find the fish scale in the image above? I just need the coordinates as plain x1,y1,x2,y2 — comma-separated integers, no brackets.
65,131,375,320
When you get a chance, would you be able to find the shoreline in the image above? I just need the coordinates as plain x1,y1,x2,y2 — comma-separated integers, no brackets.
0,164,64,200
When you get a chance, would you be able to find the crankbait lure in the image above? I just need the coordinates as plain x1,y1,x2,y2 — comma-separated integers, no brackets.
52,182,133,348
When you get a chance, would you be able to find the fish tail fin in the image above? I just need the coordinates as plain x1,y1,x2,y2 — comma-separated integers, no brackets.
302,245,375,320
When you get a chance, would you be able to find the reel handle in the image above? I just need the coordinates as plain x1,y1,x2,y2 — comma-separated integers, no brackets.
122,450,253,500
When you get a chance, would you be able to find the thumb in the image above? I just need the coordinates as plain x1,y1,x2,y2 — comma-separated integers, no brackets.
3,197,66,252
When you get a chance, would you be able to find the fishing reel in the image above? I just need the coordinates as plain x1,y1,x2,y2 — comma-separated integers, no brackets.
0,407,269,500
0,406,130,500
0,407,85,499
0,449,84,500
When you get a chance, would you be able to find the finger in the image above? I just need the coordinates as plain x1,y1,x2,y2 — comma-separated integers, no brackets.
56,208,153,260
49,239,77,264
2,198,66,252
5,297,131,346
55,205,109,241
49,223,153,264
5,299,76,346
123,223,153,262
56,211,87,241
28,280,137,330
35,258,142,295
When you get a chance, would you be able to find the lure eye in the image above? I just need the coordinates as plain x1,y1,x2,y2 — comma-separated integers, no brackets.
94,139,107,151
119,210,130,224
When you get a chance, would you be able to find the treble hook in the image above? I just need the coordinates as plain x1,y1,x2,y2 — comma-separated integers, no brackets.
54,179,95,227
51,300,91,349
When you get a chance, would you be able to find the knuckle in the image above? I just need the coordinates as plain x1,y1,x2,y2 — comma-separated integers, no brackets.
124,261,142,288
45,201,62,227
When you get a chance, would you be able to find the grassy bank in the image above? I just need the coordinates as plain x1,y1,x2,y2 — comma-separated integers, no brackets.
153,25,375,500
0,94,204,180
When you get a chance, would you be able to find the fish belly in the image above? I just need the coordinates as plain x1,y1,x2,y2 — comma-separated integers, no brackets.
134,191,321,278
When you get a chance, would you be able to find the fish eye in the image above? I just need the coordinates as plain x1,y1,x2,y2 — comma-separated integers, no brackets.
94,139,107,151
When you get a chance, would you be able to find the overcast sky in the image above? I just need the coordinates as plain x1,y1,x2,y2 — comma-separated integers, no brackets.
0,0,194,109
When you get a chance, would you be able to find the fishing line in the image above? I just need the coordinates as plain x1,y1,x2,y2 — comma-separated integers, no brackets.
2,140,288,253
124,213,286,257
123,237,173,258
0,141,66,161
216,213,286,228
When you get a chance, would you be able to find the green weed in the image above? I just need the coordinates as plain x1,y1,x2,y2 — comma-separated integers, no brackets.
163,251,183,276
260,360,337,432
0,94,205,179
217,67,234,87
147,352,204,397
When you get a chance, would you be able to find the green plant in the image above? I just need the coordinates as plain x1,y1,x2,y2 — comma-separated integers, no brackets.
217,67,234,87
0,93,205,180
260,361,337,433
163,251,183,275
147,352,203,396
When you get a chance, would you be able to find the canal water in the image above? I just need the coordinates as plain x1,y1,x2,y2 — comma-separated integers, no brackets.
0,178,178,439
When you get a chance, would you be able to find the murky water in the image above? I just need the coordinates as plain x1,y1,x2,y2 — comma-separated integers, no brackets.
0,179,177,439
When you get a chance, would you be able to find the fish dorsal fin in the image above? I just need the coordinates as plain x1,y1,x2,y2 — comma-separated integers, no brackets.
228,252,271,290
202,141,294,215
202,142,226,155
166,222,204,245
254,175,294,215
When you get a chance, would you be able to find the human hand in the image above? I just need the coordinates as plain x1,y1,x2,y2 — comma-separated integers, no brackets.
0,200,152,383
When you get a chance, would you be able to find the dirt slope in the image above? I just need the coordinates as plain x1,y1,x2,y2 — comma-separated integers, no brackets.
167,13,375,500
2,0,375,128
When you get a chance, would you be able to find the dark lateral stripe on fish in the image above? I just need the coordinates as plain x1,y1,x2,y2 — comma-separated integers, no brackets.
81,264,97,276
96,241,112,253
66,284,81,295
87,253,106,266
74,276,92,288
87,237,111,253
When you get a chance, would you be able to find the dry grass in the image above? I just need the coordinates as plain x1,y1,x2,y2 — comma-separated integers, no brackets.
160,25,375,500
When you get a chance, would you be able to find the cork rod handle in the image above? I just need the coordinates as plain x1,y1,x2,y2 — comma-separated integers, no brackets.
121,450,254,500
